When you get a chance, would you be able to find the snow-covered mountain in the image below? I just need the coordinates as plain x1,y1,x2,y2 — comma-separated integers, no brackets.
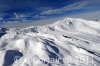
0,18,100,66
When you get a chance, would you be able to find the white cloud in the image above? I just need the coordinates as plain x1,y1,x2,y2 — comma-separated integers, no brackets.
68,10,100,20
40,1,88,15
34,14,47,19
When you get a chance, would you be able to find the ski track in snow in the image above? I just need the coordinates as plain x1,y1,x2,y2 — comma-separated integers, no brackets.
0,18,100,66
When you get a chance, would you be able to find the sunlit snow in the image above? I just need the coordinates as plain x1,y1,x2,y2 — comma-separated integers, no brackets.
0,18,100,66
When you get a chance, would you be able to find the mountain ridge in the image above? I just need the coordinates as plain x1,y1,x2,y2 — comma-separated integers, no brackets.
0,17,100,66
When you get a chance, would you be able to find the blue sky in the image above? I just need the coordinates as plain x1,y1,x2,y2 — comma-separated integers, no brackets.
0,0,100,26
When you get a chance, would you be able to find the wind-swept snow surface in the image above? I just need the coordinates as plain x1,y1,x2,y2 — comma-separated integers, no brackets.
0,18,100,66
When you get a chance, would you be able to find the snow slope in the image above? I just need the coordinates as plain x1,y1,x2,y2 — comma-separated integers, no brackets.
0,18,100,66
